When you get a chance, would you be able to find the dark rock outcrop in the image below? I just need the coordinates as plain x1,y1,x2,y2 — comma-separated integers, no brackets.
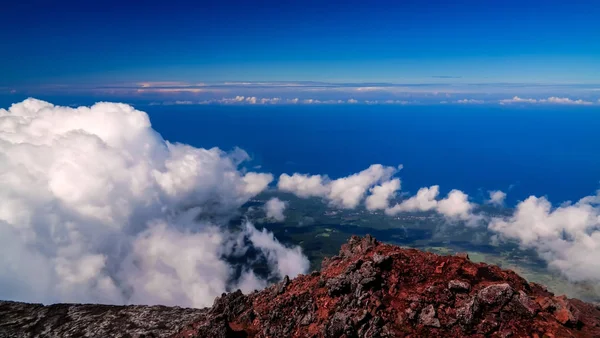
0,301,205,337
2,235,600,337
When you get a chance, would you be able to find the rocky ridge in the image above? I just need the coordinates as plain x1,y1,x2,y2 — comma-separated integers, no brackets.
2,235,600,337
0,302,205,338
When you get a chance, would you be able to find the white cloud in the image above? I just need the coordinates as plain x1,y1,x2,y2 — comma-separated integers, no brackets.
278,164,400,209
156,100,198,105
199,96,248,104
499,96,593,105
385,185,440,214
244,222,309,279
487,190,507,206
437,189,474,219
456,99,484,104
0,98,308,307
260,97,281,104
489,192,600,282
174,97,416,106
499,96,538,104
264,197,287,221
386,185,474,220
278,164,473,221
316,164,399,209
545,97,593,105
384,100,410,104
138,81,201,88
150,96,599,106
136,88,207,94
355,86,387,92
365,178,401,211
277,173,330,198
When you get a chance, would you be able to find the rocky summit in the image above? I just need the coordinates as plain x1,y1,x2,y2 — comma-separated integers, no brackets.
2,235,600,338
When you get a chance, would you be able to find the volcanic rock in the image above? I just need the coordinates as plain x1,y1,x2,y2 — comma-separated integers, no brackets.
2,235,600,337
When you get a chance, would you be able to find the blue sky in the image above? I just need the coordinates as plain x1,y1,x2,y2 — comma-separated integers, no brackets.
1,0,600,101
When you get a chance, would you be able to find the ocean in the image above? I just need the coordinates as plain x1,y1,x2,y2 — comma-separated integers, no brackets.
144,104,600,207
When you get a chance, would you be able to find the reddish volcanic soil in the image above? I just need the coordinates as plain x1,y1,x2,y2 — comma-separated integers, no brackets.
176,235,600,338
2,235,600,337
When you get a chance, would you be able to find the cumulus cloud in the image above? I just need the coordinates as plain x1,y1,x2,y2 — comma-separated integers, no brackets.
385,185,475,220
0,98,308,307
386,186,439,214
277,165,476,222
365,179,401,211
277,173,330,198
264,197,287,221
278,164,401,209
437,190,474,219
487,190,507,206
499,96,593,105
489,192,600,282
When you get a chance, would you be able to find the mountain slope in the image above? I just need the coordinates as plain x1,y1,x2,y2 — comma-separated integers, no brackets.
2,235,600,337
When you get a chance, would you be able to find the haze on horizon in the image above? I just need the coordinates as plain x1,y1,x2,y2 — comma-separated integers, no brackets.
2,0,600,103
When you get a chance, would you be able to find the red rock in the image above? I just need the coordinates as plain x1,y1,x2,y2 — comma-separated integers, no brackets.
448,279,471,292
2,235,600,337
171,236,600,337
537,296,554,310
555,308,573,324
435,261,446,274
461,264,479,277
477,283,514,306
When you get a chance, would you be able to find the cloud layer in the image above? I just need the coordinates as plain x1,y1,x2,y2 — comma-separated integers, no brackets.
9,81,600,107
487,190,507,206
278,164,401,209
499,96,594,105
277,161,600,287
0,98,308,307
265,197,287,221
385,186,475,220
149,95,599,106
489,193,600,282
